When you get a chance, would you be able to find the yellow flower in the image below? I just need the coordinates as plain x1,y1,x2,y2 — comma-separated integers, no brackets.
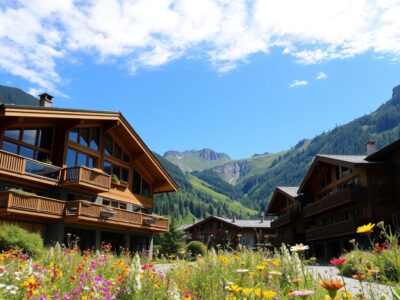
341,292,353,299
356,223,375,234
242,288,253,296
256,265,265,270
249,271,255,277
262,290,276,299
254,288,262,297
81,296,88,300
230,285,242,293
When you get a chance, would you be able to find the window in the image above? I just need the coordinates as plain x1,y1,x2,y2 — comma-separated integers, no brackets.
66,148,96,168
132,169,151,197
68,127,100,151
102,160,129,183
2,128,53,162
335,166,352,179
103,134,129,162
102,199,128,210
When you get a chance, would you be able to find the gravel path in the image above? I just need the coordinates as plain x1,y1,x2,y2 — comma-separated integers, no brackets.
307,266,395,299
155,264,397,298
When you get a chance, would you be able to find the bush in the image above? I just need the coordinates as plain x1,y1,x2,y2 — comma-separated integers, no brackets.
0,224,44,257
187,241,207,257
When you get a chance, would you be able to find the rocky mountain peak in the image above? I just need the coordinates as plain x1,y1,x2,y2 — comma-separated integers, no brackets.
198,148,230,161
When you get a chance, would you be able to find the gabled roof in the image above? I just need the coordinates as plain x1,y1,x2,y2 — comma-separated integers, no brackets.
0,104,178,193
298,154,379,194
265,186,299,215
184,215,271,231
366,138,400,161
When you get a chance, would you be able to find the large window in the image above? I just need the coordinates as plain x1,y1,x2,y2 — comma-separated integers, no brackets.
103,161,129,183
104,134,130,162
69,127,100,151
66,148,96,168
132,169,151,197
335,166,352,180
2,128,53,162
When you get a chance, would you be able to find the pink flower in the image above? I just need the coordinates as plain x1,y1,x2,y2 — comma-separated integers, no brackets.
292,290,314,297
64,293,71,300
330,258,346,266
40,296,47,300
53,294,60,299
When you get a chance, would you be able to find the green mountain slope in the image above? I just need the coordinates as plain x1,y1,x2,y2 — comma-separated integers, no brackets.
163,149,231,172
0,85,39,106
239,84,400,210
153,153,258,223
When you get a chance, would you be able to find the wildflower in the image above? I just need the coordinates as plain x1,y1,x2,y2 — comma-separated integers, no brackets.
352,272,366,281
262,290,276,299
330,258,346,266
376,221,384,229
290,244,309,252
341,292,353,299
320,279,345,298
256,265,265,270
235,269,249,273
242,287,252,296
291,278,302,285
356,223,375,234
291,290,314,298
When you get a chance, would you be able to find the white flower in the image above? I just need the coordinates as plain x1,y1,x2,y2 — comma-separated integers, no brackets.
9,290,17,295
0,283,5,288
290,244,309,252
235,269,250,273
269,271,282,275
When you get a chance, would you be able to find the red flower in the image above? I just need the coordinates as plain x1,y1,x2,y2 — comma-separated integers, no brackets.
330,258,346,266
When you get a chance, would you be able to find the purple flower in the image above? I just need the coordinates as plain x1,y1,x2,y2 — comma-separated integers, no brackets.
64,293,71,300
94,275,104,283
53,294,60,299
72,289,79,295
40,296,47,300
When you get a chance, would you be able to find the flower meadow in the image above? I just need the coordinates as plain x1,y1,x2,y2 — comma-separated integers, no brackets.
0,222,399,299
0,242,370,300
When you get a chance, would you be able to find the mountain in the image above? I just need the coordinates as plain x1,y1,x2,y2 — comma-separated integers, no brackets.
163,84,400,214
0,85,39,106
163,148,231,172
237,84,400,210
153,153,258,223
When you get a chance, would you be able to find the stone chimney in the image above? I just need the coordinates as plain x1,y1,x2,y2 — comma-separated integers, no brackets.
366,140,376,155
39,93,53,107
232,214,236,223
260,212,264,223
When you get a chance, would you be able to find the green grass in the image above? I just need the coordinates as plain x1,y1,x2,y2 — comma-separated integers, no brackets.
188,175,257,217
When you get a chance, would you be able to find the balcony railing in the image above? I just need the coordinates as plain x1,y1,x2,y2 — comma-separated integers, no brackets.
64,201,169,232
305,219,366,241
62,167,111,192
303,187,368,218
271,208,301,229
0,150,61,181
0,191,65,219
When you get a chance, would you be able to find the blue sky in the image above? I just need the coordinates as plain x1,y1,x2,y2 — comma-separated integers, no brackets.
1,1,400,159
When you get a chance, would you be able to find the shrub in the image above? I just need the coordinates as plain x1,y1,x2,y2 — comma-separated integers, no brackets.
186,241,207,257
0,224,44,257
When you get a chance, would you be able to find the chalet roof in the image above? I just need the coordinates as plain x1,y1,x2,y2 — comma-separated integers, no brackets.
366,138,400,161
298,154,380,194
316,154,372,165
265,186,299,215
184,215,271,231
0,104,178,193
276,186,298,198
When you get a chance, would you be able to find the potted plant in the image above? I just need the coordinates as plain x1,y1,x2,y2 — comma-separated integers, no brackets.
100,207,116,218
111,174,120,184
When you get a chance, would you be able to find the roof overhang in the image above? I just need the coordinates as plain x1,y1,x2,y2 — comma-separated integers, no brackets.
0,105,179,193
265,186,298,215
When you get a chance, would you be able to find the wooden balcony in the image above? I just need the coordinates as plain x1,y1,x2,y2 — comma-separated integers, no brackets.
0,150,61,182
305,219,366,241
62,167,111,192
271,208,301,229
303,187,368,218
0,191,65,220
64,201,169,233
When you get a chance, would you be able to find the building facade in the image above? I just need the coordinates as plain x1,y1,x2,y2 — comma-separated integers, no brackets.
184,215,272,249
0,98,178,254
266,140,400,259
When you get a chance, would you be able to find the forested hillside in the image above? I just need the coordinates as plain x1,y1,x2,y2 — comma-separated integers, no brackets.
0,85,38,106
153,153,258,223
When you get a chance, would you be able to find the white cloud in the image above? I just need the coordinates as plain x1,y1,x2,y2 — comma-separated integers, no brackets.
290,80,308,88
0,0,400,94
316,72,328,80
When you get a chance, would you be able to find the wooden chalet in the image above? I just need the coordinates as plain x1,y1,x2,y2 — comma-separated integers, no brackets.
0,94,178,254
266,187,303,246
266,140,400,259
183,215,272,249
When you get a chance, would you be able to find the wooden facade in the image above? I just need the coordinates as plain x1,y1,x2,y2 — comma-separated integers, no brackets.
0,103,178,254
184,216,272,249
266,140,400,259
